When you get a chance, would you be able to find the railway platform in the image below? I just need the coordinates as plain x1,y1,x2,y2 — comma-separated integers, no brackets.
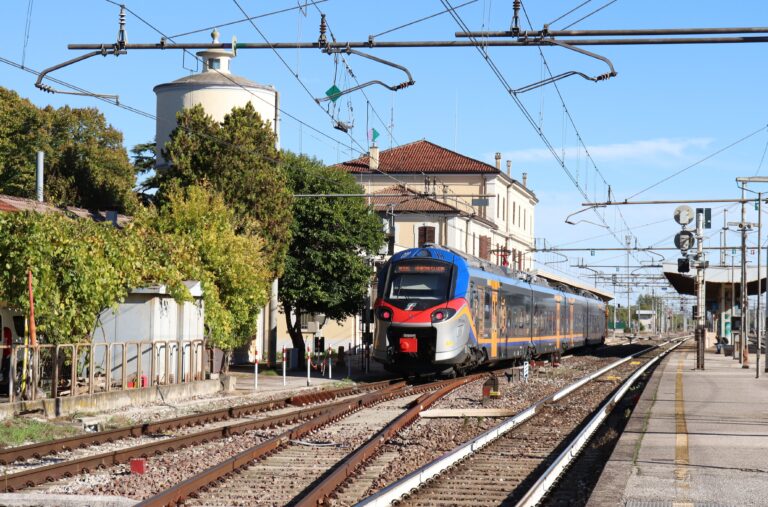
589,342,768,507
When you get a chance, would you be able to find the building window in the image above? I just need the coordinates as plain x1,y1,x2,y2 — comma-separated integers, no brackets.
513,202,516,225
418,226,435,247
473,233,476,256
523,209,527,230
479,235,491,260
208,58,221,69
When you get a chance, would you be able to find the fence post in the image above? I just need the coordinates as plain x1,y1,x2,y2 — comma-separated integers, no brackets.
176,341,182,384
136,342,142,388
72,344,79,397
9,346,15,403
52,345,60,398
121,343,127,390
151,341,157,386
105,345,112,393
88,345,94,395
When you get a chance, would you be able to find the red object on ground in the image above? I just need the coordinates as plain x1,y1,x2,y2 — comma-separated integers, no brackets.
130,458,147,475
399,337,418,353
141,374,148,387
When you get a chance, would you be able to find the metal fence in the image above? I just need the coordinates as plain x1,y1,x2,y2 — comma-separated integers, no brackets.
1,339,208,403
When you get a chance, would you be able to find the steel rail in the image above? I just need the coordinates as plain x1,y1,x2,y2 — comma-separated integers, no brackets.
135,376,482,506
356,337,686,507
515,338,690,506
0,382,404,491
67,35,768,51
294,374,481,506
0,379,395,465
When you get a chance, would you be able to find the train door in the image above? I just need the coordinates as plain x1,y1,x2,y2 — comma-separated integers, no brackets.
499,289,507,359
488,285,498,358
568,299,575,348
554,296,562,350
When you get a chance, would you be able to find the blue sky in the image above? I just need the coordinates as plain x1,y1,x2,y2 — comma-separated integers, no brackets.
3,1,768,300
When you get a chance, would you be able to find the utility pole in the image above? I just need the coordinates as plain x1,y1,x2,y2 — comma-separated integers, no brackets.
695,211,706,369
626,235,632,337
757,192,762,378
740,184,750,368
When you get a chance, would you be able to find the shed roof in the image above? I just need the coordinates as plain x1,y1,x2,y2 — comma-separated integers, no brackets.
0,194,131,226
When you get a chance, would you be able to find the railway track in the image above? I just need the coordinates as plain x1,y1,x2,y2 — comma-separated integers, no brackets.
355,337,688,507
0,380,400,492
135,375,482,506
0,379,397,467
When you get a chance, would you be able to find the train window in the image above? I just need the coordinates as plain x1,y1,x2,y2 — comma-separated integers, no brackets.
483,289,492,338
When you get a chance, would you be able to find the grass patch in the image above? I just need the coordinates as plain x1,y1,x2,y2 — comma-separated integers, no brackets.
260,369,279,377
0,418,80,448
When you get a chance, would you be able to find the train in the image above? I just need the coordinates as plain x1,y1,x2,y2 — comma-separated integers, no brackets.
372,245,607,376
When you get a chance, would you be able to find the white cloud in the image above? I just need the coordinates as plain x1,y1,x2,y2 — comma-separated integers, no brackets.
500,137,713,163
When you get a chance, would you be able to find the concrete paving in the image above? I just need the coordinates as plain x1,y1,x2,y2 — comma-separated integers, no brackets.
589,344,768,507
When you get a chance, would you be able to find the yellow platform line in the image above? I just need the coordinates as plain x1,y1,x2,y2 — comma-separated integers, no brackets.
674,358,690,495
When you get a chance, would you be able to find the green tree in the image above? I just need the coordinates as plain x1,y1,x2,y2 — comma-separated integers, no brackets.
151,103,292,278
137,184,272,350
278,152,384,351
0,212,155,344
0,87,137,212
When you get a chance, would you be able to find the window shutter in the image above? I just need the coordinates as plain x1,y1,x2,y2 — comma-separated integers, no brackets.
479,235,491,260
418,226,435,247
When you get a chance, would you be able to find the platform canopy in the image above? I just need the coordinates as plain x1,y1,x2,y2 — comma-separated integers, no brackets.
662,262,768,302
533,269,614,302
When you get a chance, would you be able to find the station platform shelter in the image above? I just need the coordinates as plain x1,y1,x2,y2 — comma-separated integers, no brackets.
662,262,768,347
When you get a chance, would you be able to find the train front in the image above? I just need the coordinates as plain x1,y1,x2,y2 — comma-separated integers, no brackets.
372,248,474,375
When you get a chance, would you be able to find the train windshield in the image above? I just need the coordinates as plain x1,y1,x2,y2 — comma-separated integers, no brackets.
385,259,452,310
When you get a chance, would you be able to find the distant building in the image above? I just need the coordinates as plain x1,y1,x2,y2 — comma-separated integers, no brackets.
337,140,537,269
636,309,656,333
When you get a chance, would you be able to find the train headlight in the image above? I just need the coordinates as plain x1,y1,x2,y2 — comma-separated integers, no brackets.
377,308,393,321
431,308,456,323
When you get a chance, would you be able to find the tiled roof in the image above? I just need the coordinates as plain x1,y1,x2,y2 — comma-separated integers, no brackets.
0,194,131,226
369,185,461,214
337,140,499,174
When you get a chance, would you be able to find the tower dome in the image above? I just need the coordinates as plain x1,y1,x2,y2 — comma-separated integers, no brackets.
153,29,279,167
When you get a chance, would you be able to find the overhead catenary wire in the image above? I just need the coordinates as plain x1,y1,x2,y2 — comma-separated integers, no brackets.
102,0,363,158
370,0,479,40
548,0,593,27
167,1,328,39
561,0,620,30
440,0,646,281
230,0,369,157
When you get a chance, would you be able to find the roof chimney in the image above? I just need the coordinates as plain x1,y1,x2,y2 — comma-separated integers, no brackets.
522,172,528,187
495,152,501,170
506,159,511,176
369,145,380,171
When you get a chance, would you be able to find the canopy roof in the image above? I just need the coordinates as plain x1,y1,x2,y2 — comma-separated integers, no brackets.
662,262,767,302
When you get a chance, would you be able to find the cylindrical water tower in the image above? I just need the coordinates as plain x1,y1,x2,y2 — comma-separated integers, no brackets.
153,29,279,167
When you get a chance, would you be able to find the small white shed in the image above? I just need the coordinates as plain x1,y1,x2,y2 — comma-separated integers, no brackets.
92,281,205,385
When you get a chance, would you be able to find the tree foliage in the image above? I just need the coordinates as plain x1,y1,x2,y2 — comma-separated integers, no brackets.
0,185,271,350
278,152,384,349
136,185,272,349
0,87,137,212
149,103,292,277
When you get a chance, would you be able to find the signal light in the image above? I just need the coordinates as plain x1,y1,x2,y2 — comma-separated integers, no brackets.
678,257,690,273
